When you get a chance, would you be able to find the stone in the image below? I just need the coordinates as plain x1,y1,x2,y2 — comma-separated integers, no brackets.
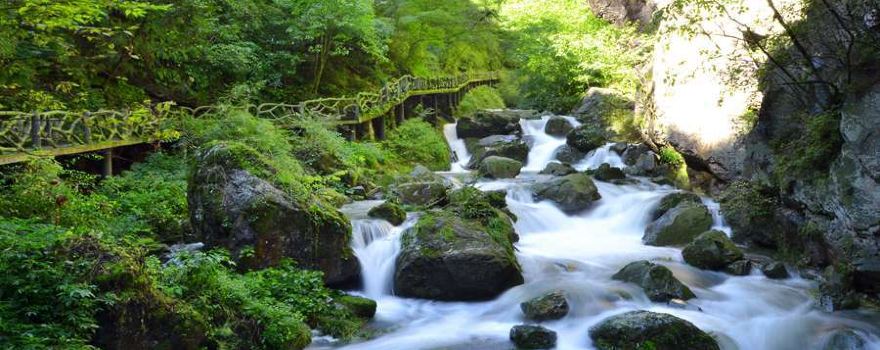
823,329,867,350
566,124,607,153
545,116,574,136
724,260,753,276
368,201,407,226
612,260,695,302
520,291,569,321
651,192,703,220
466,135,530,169
510,325,557,349
394,211,523,301
610,142,629,154
188,142,359,285
479,156,523,179
540,162,577,176
571,87,636,121
555,145,586,163
589,311,720,350
643,202,713,246
336,295,377,319
392,181,449,207
682,230,744,271
622,144,651,166
533,173,602,213
593,163,626,181
586,0,658,30
456,110,530,138
761,261,789,279
625,151,662,176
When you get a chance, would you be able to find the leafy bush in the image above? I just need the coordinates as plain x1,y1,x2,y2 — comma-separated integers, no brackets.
383,119,451,171
457,86,505,116
659,146,685,168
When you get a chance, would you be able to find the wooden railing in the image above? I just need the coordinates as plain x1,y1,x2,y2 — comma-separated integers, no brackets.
0,72,498,165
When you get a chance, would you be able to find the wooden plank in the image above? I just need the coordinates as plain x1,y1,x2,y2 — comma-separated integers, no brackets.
0,138,148,166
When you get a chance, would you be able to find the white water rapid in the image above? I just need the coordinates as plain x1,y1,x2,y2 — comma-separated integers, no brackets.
443,123,472,173
319,117,880,350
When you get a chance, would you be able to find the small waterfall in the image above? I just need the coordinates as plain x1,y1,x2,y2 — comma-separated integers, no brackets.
351,215,419,299
521,116,580,171
443,123,471,173
574,143,626,171
701,197,733,236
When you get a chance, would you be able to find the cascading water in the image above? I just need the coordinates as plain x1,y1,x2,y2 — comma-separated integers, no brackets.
320,118,880,350
520,116,580,171
443,123,471,173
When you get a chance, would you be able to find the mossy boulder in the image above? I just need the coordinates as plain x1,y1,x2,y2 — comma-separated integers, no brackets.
479,156,523,179
336,295,377,319
545,116,574,136
394,210,523,301
188,142,359,285
566,124,607,153
389,166,452,207
682,230,744,271
589,311,720,350
467,135,530,169
533,173,602,213
368,201,407,225
718,181,784,248
612,261,695,302
593,163,626,181
510,325,557,349
761,261,790,279
94,297,215,350
651,192,703,220
540,162,577,176
555,145,586,163
521,291,569,321
643,202,713,246
456,110,529,138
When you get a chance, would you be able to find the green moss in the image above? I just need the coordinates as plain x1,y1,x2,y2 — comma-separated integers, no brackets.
771,110,843,185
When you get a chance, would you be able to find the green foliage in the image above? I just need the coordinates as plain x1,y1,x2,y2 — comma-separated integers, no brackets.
659,146,685,168
448,187,497,221
383,119,451,171
457,86,506,116
771,110,843,185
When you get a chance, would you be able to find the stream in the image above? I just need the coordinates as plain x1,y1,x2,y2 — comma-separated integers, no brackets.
320,115,880,350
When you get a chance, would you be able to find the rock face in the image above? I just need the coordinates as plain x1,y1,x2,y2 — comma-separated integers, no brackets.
510,325,557,349
456,110,532,138
682,230,744,271
612,261,695,302
593,163,626,181
533,173,602,213
540,162,577,176
586,0,657,29
652,192,702,220
479,156,523,179
188,142,359,285
566,125,607,153
466,135,530,169
643,202,713,246
394,211,523,301
544,116,574,136
368,201,407,226
589,311,720,350
521,291,569,321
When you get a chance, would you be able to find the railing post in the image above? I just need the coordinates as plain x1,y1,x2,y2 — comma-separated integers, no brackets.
397,103,405,124
30,112,41,150
83,112,92,144
103,149,113,177
372,116,386,140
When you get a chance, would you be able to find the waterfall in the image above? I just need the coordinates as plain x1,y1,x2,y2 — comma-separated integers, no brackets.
443,123,471,173
574,143,627,171
520,115,580,171
350,215,419,299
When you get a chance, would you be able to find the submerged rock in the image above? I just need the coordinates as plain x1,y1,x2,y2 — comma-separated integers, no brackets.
394,211,523,301
540,162,577,176
761,261,790,279
643,202,713,246
510,325,557,349
521,291,569,321
612,261,695,302
545,116,574,136
682,230,744,271
823,329,867,350
593,163,626,181
368,201,407,226
533,173,602,213
566,124,607,153
589,311,720,350
479,156,523,179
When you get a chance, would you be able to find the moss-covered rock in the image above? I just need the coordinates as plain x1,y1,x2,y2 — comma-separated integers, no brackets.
394,210,523,301
643,202,713,246
540,162,577,176
479,156,523,179
545,116,574,136
718,181,784,248
589,311,720,350
94,293,215,350
612,261,695,302
456,110,530,138
555,145,586,163
188,142,359,285
682,231,744,271
392,182,449,207
510,325,557,349
336,295,377,319
566,124,607,153
467,135,530,169
520,291,569,321
593,163,626,181
651,192,703,220
533,173,602,213
368,201,407,226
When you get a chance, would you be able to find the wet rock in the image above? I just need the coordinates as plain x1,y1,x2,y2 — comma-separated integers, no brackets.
682,230,744,271
622,144,651,166
467,135,530,169
188,142,359,285
589,310,719,350
571,87,635,122
612,260,695,302
540,162,577,176
823,329,867,350
761,261,789,279
610,142,629,154
479,156,523,179
392,182,449,207
593,163,626,181
368,201,407,226
651,192,703,220
643,201,713,246
650,176,675,186
533,173,602,213
545,116,574,136
456,110,529,138
394,210,523,301
666,298,703,312
521,291,569,321
555,145,586,163
818,266,861,311
724,260,753,276
566,124,607,153
336,295,377,319
350,185,367,198
510,325,557,349
625,151,664,177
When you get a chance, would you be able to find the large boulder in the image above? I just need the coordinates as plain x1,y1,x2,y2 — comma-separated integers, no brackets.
555,145,586,163
612,261,695,302
593,163,626,181
510,325,557,350
566,125,607,153
682,230,744,271
589,311,720,350
479,156,523,179
466,135,530,169
651,192,703,220
368,201,407,226
188,142,359,285
394,210,523,300
643,202,713,246
571,87,636,122
520,291,569,321
761,261,790,279
456,110,533,138
540,162,577,176
533,173,602,213
545,116,574,136
390,166,451,207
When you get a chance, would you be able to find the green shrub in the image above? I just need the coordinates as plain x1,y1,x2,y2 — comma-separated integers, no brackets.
658,146,685,168
383,119,451,171
771,110,843,185
457,86,505,116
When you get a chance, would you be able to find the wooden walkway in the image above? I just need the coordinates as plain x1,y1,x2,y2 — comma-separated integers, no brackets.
0,72,498,166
